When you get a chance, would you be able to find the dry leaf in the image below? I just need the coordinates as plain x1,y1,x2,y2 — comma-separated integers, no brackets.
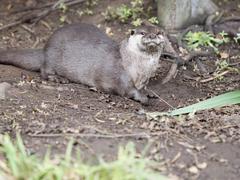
106,27,114,36
220,52,229,59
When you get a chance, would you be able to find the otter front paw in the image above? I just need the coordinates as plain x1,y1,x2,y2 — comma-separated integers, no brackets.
128,89,149,105
48,75,70,84
139,95,149,106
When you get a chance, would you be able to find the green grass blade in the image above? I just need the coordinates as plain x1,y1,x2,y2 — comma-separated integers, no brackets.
64,138,74,164
16,134,27,157
169,90,240,116
2,135,19,177
0,135,167,180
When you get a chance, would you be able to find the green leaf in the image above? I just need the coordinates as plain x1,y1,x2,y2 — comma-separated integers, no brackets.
148,90,240,118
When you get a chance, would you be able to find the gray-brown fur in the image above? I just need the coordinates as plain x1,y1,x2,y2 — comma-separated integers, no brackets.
0,49,43,71
0,23,167,104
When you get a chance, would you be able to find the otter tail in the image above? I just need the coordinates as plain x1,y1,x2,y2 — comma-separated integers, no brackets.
0,49,44,71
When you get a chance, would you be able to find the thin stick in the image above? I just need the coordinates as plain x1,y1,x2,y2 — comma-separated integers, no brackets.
28,132,166,139
147,89,174,109
161,63,178,84
0,20,23,31
0,0,87,31
10,2,55,14
200,70,230,83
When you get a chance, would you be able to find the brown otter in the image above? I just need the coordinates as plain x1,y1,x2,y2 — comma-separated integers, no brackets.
0,23,173,104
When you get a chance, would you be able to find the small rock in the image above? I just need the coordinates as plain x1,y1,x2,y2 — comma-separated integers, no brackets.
197,162,207,169
188,166,199,174
0,82,11,100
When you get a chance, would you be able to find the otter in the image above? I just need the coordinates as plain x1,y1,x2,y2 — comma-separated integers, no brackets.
0,23,173,104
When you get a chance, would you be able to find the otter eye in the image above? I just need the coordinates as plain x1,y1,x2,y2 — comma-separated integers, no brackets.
140,32,146,35
131,30,135,35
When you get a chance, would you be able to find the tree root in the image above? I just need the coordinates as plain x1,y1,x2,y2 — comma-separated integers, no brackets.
161,50,213,83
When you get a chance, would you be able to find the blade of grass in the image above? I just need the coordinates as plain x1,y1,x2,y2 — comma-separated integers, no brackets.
147,90,240,117
1,135,19,177
0,134,167,180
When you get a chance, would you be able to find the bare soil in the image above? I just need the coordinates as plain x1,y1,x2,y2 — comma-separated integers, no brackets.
0,0,240,179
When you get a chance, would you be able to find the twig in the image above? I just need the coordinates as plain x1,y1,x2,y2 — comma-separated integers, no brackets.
28,132,166,139
10,0,86,14
147,89,174,109
38,0,87,23
219,16,240,24
0,0,87,31
161,38,213,84
0,20,23,31
32,0,66,24
161,63,178,84
183,50,213,63
10,2,54,14
229,61,240,67
200,70,230,83
170,152,181,164
205,11,224,33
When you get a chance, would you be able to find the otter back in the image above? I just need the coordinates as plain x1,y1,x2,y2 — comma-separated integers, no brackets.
41,24,138,97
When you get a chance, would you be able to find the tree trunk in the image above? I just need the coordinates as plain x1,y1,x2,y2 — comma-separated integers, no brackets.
157,0,219,30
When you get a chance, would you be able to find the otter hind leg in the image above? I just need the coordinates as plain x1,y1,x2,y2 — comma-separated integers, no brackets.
47,75,70,84
40,60,54,79
40,62,69,83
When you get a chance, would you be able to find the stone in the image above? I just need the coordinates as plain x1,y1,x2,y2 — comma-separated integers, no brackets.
0,82,11,100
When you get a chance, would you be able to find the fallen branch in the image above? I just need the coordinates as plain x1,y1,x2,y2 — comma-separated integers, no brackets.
0,21,23,32
28,132,167,139
219,16,240,24
161,50,215,83
29,133,150,138
200,70,230,83
0,0,87,31
161,63,178,84
162,50,213,65
10,2,54,14
205,11,224,33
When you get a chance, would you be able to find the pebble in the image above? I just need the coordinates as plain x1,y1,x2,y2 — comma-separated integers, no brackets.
0,82,11,100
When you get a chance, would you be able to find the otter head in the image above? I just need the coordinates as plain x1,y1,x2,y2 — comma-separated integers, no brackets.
128,26,165,54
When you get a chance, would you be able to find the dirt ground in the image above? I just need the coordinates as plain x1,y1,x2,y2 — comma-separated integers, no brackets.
0,0,240,179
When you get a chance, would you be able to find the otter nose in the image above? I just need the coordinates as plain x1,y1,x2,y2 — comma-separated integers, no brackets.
148,33,156,39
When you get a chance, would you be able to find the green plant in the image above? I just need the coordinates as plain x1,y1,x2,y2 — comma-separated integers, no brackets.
132,18,143,27
103,0,143,23
148,17,159,25
184,31,229,52
85,0,99,7
234,33,240,43
216,59,229,71
147,90,240,117
59,2,68,13
58,2,68,23
215,59,240,75
76,0,98,17
0,134,166,180
102,0,157,26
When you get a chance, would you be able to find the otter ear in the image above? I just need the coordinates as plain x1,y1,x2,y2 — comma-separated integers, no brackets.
130,29,136,35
